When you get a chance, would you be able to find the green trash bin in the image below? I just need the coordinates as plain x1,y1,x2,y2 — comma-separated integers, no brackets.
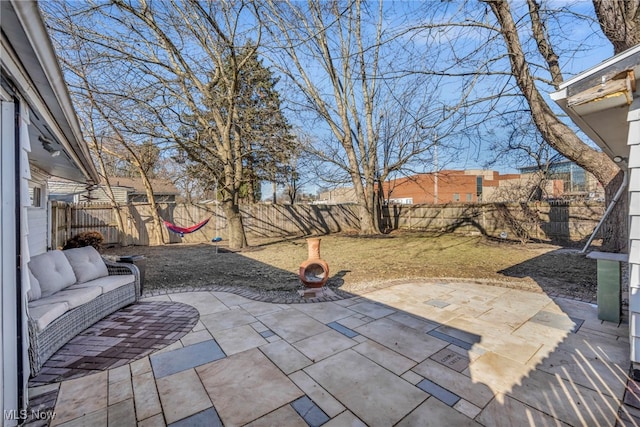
119,255,146,294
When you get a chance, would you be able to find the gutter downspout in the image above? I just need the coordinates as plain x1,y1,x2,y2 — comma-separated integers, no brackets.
581,166,628,253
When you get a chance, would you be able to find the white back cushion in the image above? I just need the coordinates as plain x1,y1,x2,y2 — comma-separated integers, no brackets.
63,246,108,283
27,268,42,301
29,250,77,297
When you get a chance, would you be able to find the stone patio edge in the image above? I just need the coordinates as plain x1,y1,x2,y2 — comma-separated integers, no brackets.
141,277,598,305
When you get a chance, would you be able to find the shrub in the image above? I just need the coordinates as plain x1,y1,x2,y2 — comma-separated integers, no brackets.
63,231,104,251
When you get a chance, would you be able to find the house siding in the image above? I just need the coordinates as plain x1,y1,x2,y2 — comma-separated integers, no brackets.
49,180,177,204
27,169,49,255
627,101,640,364
91,186,129,203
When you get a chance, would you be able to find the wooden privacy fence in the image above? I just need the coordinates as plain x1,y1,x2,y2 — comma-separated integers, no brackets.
50,202,361,246
50,201,604,247
381,202,605,243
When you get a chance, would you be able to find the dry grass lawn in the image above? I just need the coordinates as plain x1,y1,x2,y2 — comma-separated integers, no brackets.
103,231,598,300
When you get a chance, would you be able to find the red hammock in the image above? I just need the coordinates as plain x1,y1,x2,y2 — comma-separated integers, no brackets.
163,217,211,237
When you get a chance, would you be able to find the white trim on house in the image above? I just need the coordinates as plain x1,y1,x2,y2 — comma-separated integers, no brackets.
555,45,640,91
18,101,33,419
551,48,640,160
1,97,20,427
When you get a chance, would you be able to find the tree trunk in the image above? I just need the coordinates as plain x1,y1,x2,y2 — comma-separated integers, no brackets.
361,178,381,235
139,173,165,246
223,200,247,249
272,181,277,204
487,0,624,251
358,204,378,235
349,168,379,235
602,170,629,252
91,140,128,246
592,0,640,54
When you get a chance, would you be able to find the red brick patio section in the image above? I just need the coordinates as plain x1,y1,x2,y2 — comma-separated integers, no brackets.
29,301,199,387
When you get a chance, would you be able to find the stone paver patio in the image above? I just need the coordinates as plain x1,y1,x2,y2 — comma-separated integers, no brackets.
26,281,639,426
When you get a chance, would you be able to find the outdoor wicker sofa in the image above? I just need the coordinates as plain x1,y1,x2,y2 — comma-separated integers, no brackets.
26,246,140,376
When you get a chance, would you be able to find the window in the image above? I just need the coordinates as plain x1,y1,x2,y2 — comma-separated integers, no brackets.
29,185,42,207
453,193,460,202
389,198,413,205
466,193,473,202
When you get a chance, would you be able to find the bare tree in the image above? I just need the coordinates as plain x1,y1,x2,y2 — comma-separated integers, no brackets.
80,107,129,246
261,0,454,234
281,138,314,204
42,0,273,249
406,1,626,250
486,112,564,202
485,0,625,251
46,25,167,245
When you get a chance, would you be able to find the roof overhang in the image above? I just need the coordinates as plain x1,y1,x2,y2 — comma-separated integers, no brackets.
0,1,99,184
551,45,640,161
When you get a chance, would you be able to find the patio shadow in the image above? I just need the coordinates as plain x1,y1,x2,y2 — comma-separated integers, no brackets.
39,247,633,426
498,248,597,301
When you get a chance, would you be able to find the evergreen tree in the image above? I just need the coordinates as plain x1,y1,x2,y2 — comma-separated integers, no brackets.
181,45,296,203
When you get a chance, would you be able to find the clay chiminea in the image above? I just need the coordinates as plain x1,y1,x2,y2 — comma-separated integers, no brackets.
299,238,329,288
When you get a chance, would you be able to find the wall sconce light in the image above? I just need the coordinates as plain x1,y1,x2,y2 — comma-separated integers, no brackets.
39,136,61,157
613,156,626,163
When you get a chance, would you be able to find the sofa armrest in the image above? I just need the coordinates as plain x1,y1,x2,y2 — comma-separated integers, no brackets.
103,258,141,298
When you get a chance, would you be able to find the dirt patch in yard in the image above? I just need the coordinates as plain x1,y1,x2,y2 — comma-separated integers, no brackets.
102,231,599,301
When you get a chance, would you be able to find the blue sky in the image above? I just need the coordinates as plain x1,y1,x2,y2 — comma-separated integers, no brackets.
265,1,616,194
41,1,617,198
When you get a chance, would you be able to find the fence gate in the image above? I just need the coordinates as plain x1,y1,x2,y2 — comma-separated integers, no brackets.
69,203,120,245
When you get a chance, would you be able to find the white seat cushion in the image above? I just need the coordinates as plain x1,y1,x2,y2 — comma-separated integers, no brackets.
28,302,69,332
63,246,109,283
29,250,77,297
68,275,135,293
28,287,102,309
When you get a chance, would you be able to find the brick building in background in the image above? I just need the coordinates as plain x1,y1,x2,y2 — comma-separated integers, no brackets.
319,164,595,205
381,170,524,204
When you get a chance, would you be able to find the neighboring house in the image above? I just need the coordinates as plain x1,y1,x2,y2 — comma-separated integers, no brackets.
551,46,640,368
380,170,524,204
49,176,179,204
316,187,358,204
1,1,99,421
